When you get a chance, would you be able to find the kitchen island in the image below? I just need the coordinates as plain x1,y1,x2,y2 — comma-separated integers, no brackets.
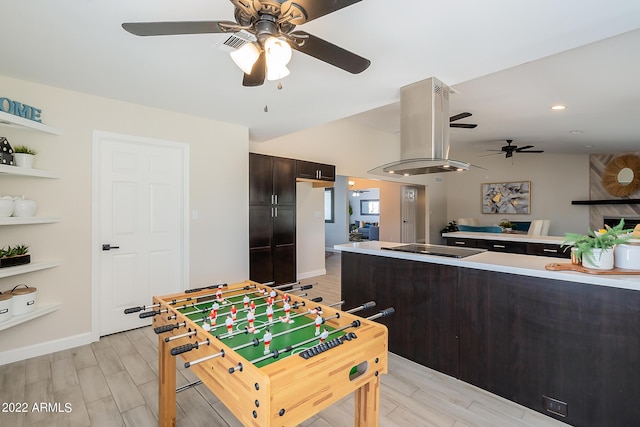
336,241,640,426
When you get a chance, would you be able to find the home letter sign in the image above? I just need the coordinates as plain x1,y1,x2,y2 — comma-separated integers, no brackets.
0,97,42,123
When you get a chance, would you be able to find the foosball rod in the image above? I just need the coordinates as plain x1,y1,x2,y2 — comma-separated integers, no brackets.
228,307,395,373
123,283,251,314
184,300,342,367
215,297,326,340
183,310,339,368
174,284,314,319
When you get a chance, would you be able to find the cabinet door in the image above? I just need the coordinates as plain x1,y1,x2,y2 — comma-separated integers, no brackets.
296,160,318,180
476,239,527,254
445,237,477,248
249,206,274,283
317,163,335,181
249,153,273,205
526,243,569,258
273,206,296,284
273,157,296,205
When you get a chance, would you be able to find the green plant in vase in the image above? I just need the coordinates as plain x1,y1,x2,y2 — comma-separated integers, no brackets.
499,220,515,230
562,219,632,268
12,145,37,168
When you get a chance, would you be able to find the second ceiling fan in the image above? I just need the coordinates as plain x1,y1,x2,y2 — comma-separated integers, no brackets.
122,0,371,87
485,140,544,158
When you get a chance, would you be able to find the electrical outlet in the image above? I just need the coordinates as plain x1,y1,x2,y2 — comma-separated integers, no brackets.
543,395,568,417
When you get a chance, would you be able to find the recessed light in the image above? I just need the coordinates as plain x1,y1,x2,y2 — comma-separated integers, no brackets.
551,105,566,110
569,130,583,134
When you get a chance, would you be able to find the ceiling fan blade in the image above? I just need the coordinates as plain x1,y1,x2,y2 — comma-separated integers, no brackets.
515,145,534,151
449,112,472,122
281,0,362,25
450,123,477,129
242,51,266,87
478,152,503,157
518,150,545,153
289,31,370,74
122,21,236,36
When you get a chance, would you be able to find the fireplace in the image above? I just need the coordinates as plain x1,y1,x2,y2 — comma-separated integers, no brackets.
603,216,640,229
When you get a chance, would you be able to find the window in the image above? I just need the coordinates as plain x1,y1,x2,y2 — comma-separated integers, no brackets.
324,188,334,223
360,199,380,215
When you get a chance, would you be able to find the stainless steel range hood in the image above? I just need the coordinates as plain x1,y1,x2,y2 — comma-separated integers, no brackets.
368,77,470,176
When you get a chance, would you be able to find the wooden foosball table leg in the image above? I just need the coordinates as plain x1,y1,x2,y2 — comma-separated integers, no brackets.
158,335,177,427
354,376,381,427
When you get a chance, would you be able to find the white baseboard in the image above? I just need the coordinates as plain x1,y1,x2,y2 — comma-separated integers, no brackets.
0,331,98,366
297,269,327,281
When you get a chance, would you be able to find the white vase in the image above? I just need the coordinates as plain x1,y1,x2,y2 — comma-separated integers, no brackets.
582,248,614,270
14,153,34,168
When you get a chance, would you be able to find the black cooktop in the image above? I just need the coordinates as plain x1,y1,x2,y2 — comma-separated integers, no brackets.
381,244,485,258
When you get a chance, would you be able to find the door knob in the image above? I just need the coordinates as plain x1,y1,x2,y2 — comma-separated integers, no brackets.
102,244,120,251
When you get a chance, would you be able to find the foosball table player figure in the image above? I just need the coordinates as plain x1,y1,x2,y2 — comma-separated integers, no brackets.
126,279,393,426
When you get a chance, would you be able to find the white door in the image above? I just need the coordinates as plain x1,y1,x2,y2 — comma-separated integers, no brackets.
93,131,188,336
401,186,418,243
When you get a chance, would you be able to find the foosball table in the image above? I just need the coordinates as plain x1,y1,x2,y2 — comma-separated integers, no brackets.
126,280,392,426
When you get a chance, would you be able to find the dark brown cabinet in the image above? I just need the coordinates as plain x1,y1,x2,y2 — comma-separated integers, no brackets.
445,237,569,258
296,160,335,182
341,252,640,426
249,153,297,285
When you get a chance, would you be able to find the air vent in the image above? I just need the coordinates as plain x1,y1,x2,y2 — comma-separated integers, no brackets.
215,30,257,52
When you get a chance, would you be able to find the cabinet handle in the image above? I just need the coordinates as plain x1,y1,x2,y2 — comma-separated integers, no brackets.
274,207,278,217
271,194,274,204
274,194,278,205
454,241,466,245
271,207,274,218
543,248,558,253
493,244,506,248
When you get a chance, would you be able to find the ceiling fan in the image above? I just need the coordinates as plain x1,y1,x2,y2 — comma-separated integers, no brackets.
450,112,477,129
121,0,371,87
484,139,544,158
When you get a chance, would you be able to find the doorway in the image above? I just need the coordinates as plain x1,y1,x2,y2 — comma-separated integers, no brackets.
401,186,418,243
92,131,189,336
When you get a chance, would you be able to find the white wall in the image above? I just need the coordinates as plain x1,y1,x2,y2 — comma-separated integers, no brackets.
446,150,590,235
296,182,326,279
324,175,349,250
0,75,249,363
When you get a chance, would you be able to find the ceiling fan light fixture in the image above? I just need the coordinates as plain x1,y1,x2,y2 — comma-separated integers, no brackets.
267,64,290,81
264,37,292,66
230,42,260,74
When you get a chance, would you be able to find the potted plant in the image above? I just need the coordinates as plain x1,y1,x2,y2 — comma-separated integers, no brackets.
440,220,459,233
12,145,37,168
499,220,515,231
0,244,31,268
562,219,632,269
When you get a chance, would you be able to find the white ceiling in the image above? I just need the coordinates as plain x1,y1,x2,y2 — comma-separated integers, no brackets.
2,1,640,155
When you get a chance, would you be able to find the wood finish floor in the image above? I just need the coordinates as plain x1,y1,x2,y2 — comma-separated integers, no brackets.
0,253,568,426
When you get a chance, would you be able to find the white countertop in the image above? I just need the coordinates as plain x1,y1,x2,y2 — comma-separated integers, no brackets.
442,231,565,244
334,241,640,292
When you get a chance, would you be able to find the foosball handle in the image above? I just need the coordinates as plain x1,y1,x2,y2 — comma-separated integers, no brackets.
124,306,143,314
310,297,323,303
155,323,178,334
380,307,396,317
171,342,198,356
139,310,159,318
361,301,376,310
300,284,313,291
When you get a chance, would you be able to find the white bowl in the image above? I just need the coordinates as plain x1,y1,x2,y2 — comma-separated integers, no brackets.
12,198,37,217
614,244,640,270
0,198,14,217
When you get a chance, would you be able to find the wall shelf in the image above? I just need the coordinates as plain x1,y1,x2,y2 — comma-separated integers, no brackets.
0,164,59,179
0,259,62,279
572,199,640,205
0,303,61,332
0,217,61,225
0,110,61,135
